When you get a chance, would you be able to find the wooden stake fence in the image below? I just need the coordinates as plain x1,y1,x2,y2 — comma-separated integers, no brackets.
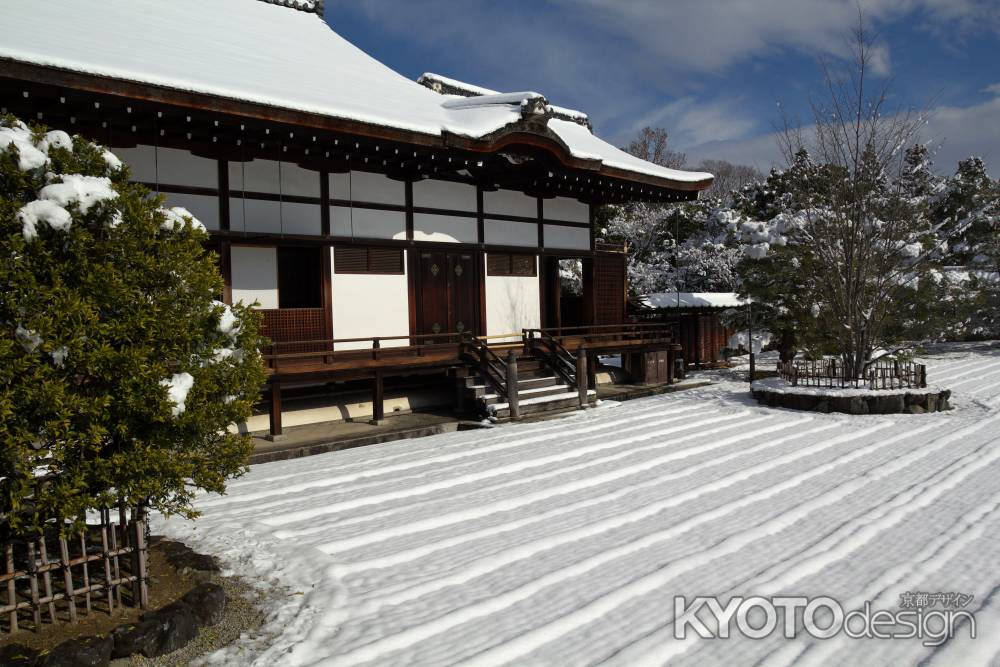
1,505,147,635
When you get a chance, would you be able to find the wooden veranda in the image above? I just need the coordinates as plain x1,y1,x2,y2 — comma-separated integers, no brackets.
260,324,678,437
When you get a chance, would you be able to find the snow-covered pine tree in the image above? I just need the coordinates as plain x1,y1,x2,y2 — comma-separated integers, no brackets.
1,115,266,533
932,156,1000,337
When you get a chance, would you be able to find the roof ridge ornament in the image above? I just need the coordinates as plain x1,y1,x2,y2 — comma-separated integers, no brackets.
419,72,592,130
256,0,324,15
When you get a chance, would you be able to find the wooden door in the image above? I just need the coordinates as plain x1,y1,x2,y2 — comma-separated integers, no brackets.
418,251,449,337
417,251,479,337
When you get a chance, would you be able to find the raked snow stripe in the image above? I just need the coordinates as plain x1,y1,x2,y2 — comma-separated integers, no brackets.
322,423,894,666
336,420,838,576
201,404,709,510
608,417,1000,666
265,410,755,527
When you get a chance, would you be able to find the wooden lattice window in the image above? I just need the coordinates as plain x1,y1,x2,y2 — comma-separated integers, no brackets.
486,253,537,277
334,246,404,274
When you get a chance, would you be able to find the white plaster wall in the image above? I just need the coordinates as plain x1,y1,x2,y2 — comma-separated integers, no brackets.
230,245,278,309
485,257,540,337
156,147,217,188
413,214,478,243
544,224,591,251
484,189,537,218
161,192,220,230
281,202,322,236
328,171,404,205
242,199,282,234
545,196,590,223
330,248,411,350
230,158,281,194
111,144,157,183
281,162,321,197
413,179,476,211
330,172,351,200
484,219,538,248
332,206,406,240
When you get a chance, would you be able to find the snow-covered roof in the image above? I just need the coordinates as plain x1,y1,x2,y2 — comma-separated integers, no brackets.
0,0,713,191
637,292,746,309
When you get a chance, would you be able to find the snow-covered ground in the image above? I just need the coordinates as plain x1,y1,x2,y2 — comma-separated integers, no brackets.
156,342,1000,666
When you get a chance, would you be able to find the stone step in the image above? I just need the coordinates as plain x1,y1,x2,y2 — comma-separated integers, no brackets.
488,390,598,421
478,383,573,406
465,375,562,397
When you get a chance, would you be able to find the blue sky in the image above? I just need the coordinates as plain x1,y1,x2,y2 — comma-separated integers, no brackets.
327,0,1000,176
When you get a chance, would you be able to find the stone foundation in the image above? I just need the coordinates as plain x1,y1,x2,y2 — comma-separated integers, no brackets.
751,384,952,415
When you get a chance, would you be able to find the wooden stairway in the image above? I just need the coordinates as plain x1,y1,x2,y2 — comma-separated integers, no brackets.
458,347,597,422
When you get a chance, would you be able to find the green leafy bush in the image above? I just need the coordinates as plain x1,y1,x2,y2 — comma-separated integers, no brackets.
1,115,266,533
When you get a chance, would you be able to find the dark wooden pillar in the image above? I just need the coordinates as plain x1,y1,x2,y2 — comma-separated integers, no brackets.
370,371,385,425
268,382,283,439
576,348,589,408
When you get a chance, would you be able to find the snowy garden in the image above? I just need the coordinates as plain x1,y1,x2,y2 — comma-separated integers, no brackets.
154,342,1000,666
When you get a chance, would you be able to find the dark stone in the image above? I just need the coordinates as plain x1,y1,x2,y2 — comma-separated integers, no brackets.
926,393,938,413
110,619,164,659
182,582,227,626
0,644,40,667
906,405,926,414
848,396,870,415
828,396,854,414
814,400,831,414
166,548,220,573
140,601,200,656
871,394,905,414
41,635,112,667
783,393,818,411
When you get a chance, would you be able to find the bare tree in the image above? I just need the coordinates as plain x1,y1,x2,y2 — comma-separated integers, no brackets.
779,12,931,378
625,127,687,169
697,159,764,202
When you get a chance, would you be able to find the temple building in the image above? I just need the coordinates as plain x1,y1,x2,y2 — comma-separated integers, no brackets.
1,0,714,435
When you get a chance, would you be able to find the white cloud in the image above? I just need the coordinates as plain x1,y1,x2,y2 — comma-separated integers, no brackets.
628,97,759,148
683,95,1000,176
985,82,1000,95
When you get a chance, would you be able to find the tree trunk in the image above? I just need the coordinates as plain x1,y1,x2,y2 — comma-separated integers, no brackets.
778,329,797,362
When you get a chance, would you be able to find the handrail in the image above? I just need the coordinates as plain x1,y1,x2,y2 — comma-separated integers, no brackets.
460,334,508,400
525,329,578,389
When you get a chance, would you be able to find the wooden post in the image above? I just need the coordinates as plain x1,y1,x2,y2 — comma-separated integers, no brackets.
370,371,385,425
59,536,77,622
268,382,283,439
576,348,589,409
506,350,520,420
5,543,17,633
372,337,381,361
132,508,148,610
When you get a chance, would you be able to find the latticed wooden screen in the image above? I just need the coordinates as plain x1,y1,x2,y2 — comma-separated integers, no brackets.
260,308,327,354
593,256,625,325
1,508,147,635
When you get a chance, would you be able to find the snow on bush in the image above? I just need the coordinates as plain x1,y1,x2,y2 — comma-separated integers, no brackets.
1,113,267,533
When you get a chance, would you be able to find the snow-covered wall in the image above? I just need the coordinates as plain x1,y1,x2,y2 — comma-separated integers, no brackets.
230,245,278,309
485,255,540,337
330,247,410,350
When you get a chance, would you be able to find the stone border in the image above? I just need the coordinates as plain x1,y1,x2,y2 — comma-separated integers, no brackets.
0,543,226,667
751,384,952,414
